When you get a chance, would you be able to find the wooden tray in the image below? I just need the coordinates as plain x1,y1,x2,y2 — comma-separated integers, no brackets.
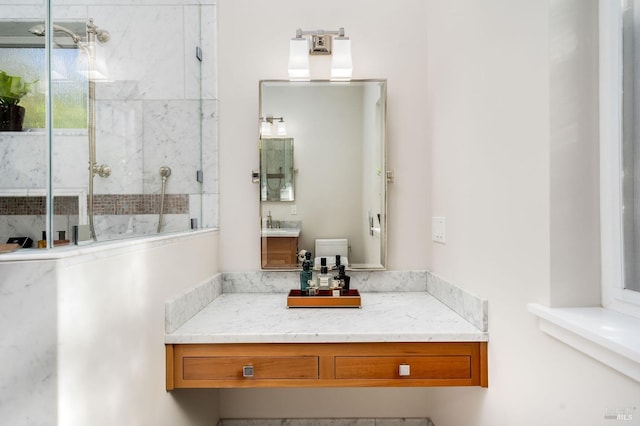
287,289,361,308
0,243,20,254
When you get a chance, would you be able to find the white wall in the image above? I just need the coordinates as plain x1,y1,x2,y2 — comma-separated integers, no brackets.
57,231,220,426
216,0,640,424
218,0,431,272
426,1,640,425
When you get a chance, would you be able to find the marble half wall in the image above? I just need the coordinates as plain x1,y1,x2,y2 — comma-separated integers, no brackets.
0,260,58,426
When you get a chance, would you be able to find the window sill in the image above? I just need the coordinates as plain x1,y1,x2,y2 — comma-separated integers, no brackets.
528,303,640,382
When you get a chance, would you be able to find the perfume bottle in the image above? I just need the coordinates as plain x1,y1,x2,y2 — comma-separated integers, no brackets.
316,258,333,288
305,251,313,268
299,260,312,293
342,268,351,294
37,231,47,249
334,264,346,288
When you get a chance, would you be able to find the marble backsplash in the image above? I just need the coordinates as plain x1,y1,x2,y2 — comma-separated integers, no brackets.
222,270,429,293
427,272,488,332
165,273,222,333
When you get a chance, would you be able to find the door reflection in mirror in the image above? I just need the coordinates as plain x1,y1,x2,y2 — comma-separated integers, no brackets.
260,137,295,202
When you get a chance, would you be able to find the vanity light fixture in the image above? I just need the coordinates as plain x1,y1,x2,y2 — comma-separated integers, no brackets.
276,118,287,136
288,36,310,81
330,35,352,81
260,118,272,137
260,116,287,137
288,27,352,81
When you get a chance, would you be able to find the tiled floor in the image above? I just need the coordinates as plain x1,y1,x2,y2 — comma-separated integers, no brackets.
219,419,434,426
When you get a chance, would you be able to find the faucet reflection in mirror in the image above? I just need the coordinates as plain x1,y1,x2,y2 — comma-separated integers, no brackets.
288,27,352,81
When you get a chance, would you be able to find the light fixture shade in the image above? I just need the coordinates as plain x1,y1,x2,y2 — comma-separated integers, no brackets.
260,120,272,137
331,37,352,81
276,120,287,136
288,37,310,81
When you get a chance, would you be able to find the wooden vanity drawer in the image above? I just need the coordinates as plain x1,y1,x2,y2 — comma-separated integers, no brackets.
183,356,318,381
334,355,471,380
166,342,488,389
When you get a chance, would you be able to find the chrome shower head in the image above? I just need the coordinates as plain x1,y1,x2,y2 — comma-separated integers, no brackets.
28,23,82,44
28,24,46,37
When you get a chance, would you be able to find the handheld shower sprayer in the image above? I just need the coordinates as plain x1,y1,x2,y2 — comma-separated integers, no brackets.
157,166,172,233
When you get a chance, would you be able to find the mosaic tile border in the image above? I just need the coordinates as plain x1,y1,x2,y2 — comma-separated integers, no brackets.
0,194,189,215
0,196,78,215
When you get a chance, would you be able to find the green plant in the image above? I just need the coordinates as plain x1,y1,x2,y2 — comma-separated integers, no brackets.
0,70,36,106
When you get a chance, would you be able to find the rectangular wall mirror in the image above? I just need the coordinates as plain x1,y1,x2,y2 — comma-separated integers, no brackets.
259,80,387,270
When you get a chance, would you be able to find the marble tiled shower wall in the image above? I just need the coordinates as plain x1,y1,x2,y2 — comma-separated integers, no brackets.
0,0,219,241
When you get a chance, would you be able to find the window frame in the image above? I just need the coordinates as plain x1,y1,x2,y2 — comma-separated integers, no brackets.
600,0,640,318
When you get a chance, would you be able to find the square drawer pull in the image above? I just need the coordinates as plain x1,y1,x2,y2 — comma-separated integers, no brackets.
242,365,254,377
399,364,411,376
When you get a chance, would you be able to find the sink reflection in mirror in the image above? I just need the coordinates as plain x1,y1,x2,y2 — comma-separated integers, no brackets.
259,80,387,270
261,228,301,237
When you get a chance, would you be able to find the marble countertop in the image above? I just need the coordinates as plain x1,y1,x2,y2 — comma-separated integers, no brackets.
165,292,488,344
